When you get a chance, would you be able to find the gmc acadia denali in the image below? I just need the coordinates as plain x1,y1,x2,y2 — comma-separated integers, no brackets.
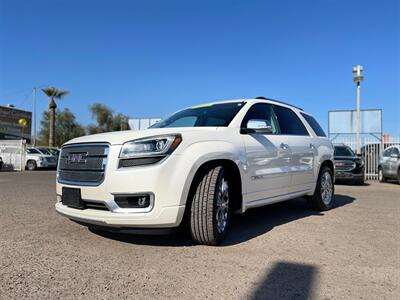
56,97,335,245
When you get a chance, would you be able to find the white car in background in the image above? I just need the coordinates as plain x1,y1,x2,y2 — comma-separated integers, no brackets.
26,147,58,170
56,97,335,245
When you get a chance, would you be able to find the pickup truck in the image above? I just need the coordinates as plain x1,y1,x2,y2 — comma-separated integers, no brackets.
55,97,335,245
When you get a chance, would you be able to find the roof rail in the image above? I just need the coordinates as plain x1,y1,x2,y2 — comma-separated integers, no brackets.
254,96,304,111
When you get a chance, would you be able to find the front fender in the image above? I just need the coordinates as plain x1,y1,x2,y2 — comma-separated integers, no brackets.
177,141,246,207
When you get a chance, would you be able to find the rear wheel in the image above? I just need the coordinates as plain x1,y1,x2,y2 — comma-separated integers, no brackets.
397,168,400,185
307,166,334,211
189,166,230,245
378,167,386,183
27,160,37,171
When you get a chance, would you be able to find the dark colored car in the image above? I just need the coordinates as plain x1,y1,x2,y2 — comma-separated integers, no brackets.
334,145,365,185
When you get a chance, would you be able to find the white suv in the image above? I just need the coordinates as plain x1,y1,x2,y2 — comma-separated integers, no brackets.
56,97,335,245
26,147,58,170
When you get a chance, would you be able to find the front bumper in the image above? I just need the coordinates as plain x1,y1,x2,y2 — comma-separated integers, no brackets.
38,160,57,168
55,202,185,228
56,144,194,228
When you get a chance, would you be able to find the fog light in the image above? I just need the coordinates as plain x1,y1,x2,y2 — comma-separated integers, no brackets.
114,194,151,209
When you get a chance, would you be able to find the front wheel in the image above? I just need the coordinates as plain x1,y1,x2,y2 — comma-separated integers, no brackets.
397,168,400,185
27,160,37,171
189,166,230,245
307,166,334,211
378,168,386,183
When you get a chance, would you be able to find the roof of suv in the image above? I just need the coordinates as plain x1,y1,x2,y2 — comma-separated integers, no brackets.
199,97,304,112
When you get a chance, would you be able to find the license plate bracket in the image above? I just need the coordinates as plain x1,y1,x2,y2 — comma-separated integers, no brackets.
62,187,84,209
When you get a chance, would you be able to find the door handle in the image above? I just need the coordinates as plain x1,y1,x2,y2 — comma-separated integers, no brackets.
280,143,289,150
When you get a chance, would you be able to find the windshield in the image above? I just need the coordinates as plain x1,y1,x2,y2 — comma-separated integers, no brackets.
334,146,355,157
38,148,52,155
27,148,41,154
150,102,245,128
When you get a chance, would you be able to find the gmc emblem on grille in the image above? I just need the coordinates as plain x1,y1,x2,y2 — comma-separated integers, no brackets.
66,152,88,164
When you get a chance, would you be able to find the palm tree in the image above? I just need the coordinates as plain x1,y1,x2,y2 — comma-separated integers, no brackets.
42,87,69,147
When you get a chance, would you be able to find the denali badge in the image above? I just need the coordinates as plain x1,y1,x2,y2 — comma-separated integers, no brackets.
66,152,88,164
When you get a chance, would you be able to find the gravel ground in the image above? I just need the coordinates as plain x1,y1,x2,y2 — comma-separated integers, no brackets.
0,171,399,299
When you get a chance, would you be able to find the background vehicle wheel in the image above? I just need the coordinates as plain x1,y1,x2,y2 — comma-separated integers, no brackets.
27,160,37,171
189,166,230,245
307,166,334,211
378,168,386,182
397,168,400,185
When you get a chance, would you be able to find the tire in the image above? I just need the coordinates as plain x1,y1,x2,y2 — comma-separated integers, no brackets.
397,168,400,185
378,167,386,183
189,166,230,245
307,166,334,211
27,160,37,171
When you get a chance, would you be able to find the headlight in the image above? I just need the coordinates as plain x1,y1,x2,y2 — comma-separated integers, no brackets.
119,134,182,159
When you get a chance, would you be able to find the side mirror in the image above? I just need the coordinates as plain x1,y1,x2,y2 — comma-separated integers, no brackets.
241,119,273,134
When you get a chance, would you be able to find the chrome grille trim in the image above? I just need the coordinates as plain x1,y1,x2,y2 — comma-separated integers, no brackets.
57,143,110,186
334,160,356,171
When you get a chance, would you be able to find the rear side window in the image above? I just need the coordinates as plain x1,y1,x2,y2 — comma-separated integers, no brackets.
301,113,326,137
272,106,309,136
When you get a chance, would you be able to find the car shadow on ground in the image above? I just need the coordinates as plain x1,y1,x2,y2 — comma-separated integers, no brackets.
334,181,370,187
90,194,355,247
250,261,318,300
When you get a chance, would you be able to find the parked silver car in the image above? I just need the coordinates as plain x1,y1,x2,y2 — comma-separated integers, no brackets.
378,145,400,184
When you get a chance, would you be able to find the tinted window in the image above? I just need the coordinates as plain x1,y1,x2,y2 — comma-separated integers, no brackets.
151,102,245,128
334,146,354,157
27,148,40,154
301,113,326,137
241,103,279,134
272,106,309,136
392,148,399,156
38,148,51,155
383,148,392,157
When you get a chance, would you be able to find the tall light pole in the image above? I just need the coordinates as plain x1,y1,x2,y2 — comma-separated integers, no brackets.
353,65,364,154
32,87,37,146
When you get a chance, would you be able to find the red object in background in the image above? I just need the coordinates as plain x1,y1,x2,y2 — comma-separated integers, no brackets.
383,134,389,142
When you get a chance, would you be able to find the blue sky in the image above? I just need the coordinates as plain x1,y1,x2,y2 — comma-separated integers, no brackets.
0,0,399,135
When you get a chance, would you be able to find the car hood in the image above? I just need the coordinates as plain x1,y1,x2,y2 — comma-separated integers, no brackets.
64,127,221,146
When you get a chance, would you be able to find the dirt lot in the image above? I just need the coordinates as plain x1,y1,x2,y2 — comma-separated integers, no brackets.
0,171,399,299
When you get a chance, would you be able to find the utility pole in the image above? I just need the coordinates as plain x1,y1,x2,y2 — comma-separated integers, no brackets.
32,87,37,146
352,65,364,154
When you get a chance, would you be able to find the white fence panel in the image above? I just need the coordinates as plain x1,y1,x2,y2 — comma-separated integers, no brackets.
331,136,400,180
0,140,26,171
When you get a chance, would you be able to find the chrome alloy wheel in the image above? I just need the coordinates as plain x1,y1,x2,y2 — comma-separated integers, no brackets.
216,177,229,234
320,171,333,205
378,169,383,181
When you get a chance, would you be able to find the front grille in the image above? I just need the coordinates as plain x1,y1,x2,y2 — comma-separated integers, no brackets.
335,161,355,171
58,143,109,186
83,201,109,211
46,157,57,163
